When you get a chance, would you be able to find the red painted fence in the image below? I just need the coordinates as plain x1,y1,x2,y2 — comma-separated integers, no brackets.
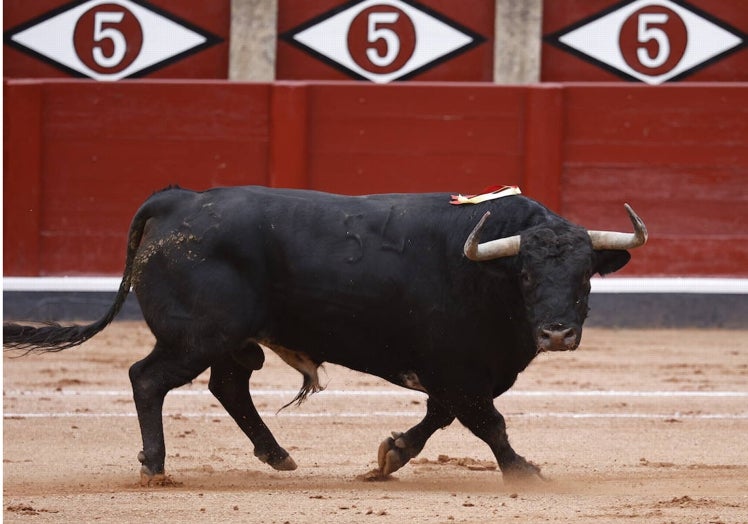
4,80,747,277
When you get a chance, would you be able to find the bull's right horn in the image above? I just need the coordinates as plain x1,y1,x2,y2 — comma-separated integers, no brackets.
463,211,521,261
588,203,648,251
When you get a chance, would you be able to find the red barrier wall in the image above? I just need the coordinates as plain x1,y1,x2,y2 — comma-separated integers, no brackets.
4,80,270,275
4,80,747,277
561,84,748,276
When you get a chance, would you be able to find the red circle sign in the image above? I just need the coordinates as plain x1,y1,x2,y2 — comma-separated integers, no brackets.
74,4,143,75
347,5,416,74
619,5,687,76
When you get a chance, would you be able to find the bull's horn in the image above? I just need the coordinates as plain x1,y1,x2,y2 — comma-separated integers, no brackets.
588,203,648,250
463,211,521,261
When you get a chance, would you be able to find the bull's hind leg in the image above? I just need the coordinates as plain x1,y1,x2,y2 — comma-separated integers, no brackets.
377,397,454,476
208,342,297,471
129,343,210,485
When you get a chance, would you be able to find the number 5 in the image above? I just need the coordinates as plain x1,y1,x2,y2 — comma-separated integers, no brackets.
366,12,400,67
637,13,670,68
93,11,126,68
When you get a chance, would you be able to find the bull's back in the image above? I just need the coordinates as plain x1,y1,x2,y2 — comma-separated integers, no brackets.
133,186,543,319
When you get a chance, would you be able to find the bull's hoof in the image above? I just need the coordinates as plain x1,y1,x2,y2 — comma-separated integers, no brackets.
269,455,298,471
254,448,298,471
501,455,547,484
137,451,174,486
377,431,410,476
139,466,180,487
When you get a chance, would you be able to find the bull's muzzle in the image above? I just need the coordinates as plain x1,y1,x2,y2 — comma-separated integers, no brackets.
536,324,580,353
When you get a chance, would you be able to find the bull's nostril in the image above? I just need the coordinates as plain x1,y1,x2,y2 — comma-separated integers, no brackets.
538,325,578,351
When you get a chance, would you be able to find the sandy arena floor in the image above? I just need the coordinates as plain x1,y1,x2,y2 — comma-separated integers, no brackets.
3,322,748,523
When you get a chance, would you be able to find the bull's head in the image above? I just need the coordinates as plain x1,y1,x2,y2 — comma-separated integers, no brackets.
464,204,647,354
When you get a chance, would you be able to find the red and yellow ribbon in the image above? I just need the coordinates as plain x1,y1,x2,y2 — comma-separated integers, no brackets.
449,185,521,205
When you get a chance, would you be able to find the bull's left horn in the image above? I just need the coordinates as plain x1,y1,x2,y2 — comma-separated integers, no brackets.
588,203,648,251
464,211,521,261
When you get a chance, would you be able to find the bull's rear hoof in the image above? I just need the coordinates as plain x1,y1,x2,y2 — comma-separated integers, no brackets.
501,456,547,485
377,432,409,476
255,448,298,471
139,468,181,487
269,455,298,471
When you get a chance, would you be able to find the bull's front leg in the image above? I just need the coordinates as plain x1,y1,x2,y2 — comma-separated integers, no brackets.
454,397,545,483
377,397,454,476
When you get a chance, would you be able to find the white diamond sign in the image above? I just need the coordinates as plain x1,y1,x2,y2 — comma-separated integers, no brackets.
5,0,221,81
545,0,746,84
280,0,484,83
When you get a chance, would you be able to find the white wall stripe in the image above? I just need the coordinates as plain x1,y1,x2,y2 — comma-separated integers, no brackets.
4,277,123,292
4,277,748,294
5,389,748,398
590,277,748,294
5,411,748,420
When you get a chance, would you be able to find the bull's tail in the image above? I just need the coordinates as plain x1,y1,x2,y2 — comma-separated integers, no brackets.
3,206,152,353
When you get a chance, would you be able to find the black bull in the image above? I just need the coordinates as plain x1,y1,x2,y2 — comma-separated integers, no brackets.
4,186,647,484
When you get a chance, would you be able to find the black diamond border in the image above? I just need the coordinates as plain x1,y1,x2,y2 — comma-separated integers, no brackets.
543,0,747,83
279,0,487,82
4,0,223,79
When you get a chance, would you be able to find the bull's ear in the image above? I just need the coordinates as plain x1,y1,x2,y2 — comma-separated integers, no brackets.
594,250,631,276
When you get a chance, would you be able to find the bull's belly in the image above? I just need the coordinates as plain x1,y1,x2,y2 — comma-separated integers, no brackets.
257,330,427,394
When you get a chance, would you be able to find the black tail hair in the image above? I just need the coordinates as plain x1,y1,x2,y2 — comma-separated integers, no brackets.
3,208,151,353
